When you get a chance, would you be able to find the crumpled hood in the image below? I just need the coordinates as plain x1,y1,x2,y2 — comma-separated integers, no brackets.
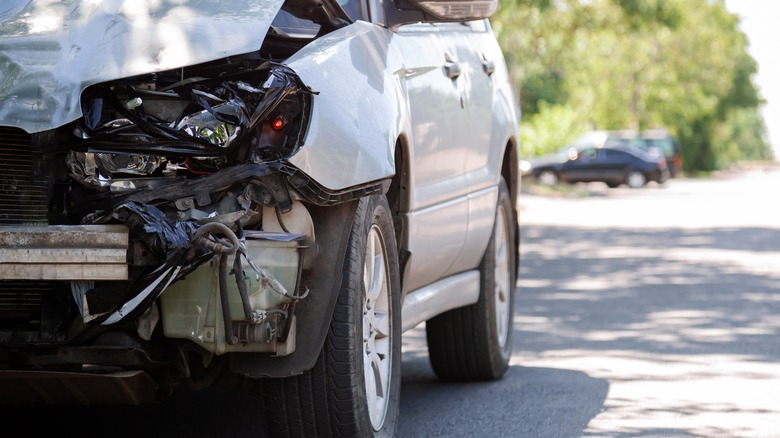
0,0,284,134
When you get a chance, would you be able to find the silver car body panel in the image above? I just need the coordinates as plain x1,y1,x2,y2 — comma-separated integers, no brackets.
395,21,517,293
284,20,508,295
285,21,401,191
0,0,283,134
400,270,479,332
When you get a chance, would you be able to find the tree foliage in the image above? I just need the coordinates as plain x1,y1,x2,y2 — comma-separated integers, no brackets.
520,102,590,158
493,0,773,171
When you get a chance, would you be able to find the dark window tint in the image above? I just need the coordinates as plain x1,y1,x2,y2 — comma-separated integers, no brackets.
577,147,599,161
338,0,364,21
643,138,678,157
271,10,320,38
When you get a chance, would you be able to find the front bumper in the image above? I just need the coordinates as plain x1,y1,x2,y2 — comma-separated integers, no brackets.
0,222,307,357
0,225,129,281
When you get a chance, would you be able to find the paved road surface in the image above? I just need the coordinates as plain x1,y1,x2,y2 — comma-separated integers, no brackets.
399,165,780,437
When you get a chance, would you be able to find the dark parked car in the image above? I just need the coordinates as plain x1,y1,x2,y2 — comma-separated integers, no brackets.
529,144,670,188
605,129,683,177
639,130,683,177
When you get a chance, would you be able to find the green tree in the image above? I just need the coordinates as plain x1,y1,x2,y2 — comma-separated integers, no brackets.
492,0,771,169
713,107,774,167
520,102,590,157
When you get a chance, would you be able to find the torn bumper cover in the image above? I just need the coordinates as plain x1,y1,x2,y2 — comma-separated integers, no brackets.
1,161,308,351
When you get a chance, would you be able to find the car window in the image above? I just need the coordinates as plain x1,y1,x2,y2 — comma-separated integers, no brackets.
271,10,320,38
644,138,675,156
398,21,475,33
338,0,364,21
271,0,366,36
368,0,385,25
575,147,599,161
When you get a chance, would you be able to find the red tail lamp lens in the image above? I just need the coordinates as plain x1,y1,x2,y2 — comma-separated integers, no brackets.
271,115,287,131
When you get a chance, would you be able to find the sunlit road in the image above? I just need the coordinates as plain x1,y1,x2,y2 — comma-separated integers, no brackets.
399,164,780,437
5,166,780,437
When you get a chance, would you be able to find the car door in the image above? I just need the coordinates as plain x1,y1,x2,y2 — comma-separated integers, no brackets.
456,20,493,169
562,147,602,182
603,148,634,180
393,22,472,292
433,19,503,276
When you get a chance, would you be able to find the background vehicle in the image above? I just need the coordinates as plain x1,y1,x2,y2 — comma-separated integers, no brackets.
606,129,683,177
639,129,683,177
528,144,669,188
0,0,519,436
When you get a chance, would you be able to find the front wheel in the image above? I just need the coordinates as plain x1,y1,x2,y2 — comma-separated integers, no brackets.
262,195,401,437
425,177,517,380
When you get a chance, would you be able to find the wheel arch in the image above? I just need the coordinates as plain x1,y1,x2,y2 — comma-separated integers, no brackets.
501,138,520,282
501,138,519,212
386,135,412,301
230,200,359,378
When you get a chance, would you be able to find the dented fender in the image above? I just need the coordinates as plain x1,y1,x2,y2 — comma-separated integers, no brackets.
285,21,405,191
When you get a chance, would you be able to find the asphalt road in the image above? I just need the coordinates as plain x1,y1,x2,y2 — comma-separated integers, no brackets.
399,165,780,438
6,165,780,437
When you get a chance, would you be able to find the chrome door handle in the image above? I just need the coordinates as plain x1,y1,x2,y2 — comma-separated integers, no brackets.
445,62,462,79
482,59,495,76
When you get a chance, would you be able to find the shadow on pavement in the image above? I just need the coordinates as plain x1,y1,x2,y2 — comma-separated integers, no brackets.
516,224,780,437
518,225,780,360
400,320,608,437
0,385,266,437
399,359,609,438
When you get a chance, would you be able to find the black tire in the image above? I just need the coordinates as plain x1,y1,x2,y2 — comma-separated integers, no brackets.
425,177,517,381
658,168,671,185
262,195,402,437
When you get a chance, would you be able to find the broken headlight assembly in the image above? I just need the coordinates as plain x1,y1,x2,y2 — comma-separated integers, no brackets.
67,62,313,191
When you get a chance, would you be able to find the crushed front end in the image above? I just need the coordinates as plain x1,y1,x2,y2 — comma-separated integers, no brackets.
0,57,321,403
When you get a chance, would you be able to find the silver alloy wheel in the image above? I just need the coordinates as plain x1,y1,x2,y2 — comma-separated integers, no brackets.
626,170,646,188
363,224,392,430
493,202,511,348
538,170,557,185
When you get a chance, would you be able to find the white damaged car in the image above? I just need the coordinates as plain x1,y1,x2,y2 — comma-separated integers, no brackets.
0,0,520,436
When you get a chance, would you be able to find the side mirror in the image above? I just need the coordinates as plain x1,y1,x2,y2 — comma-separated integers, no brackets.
386,0,498,29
